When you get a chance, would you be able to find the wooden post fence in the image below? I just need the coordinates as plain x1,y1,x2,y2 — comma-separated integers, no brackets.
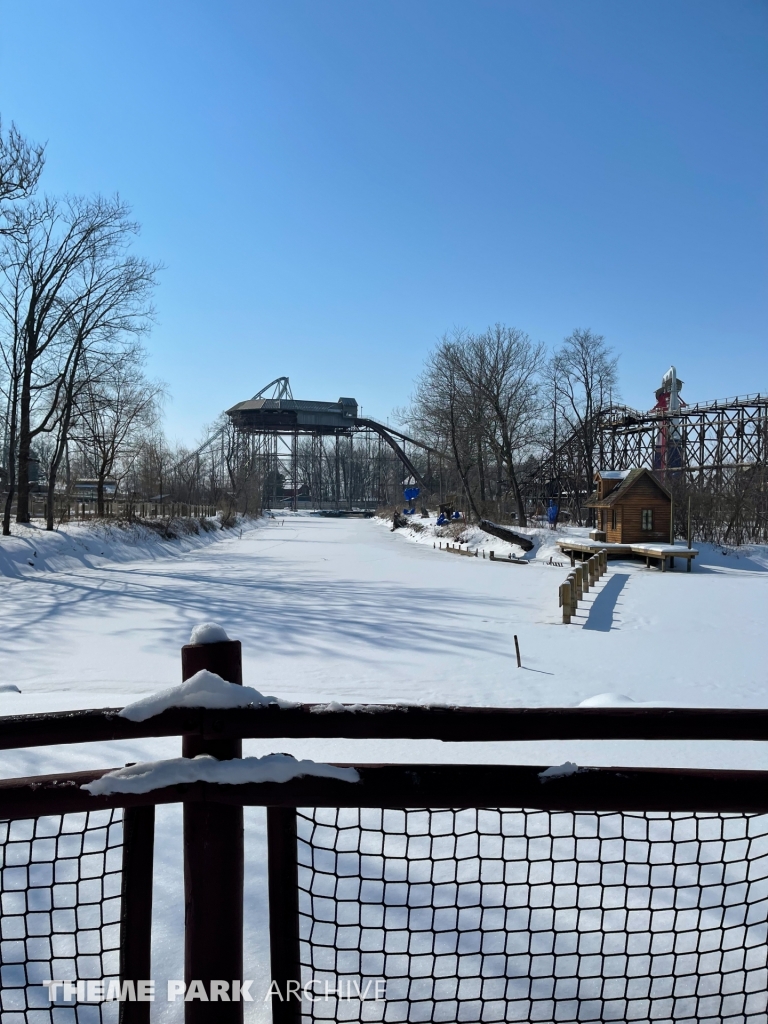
181,638,244,1024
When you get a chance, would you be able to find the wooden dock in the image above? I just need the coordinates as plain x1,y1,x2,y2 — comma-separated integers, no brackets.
556,539,699,572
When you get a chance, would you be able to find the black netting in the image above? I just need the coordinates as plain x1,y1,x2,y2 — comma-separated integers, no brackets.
0,809,123,1024
296,808,768,1024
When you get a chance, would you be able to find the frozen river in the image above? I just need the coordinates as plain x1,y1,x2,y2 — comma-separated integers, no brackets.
1,512,767,1019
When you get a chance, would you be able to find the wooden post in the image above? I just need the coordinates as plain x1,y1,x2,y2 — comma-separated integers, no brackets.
267,808,303,1024
582,562,590,593
569,550,575,567
514,634,522,665
568,573,577,610
560,583,571,624
119,806,155,1024
181,639,244,1023
490,550,495,561
575,565,583,600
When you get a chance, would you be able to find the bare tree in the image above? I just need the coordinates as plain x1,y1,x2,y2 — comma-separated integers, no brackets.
411,325,544,525
0,119,44,533
72,345,164,515
0,118,45,206
40,250,157,529
0,195,155,529
456,325,544,526
551,328,619,520
411,329,483,518
0,253,25,534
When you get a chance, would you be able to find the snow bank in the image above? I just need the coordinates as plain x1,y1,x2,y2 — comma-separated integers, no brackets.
539,761,580,780
83,752,360,795
579,693,638,707
119,669,297,722
189,622,229,644
0,515,263,580
578,693,682,708
388,513,768,574
385,513,603,565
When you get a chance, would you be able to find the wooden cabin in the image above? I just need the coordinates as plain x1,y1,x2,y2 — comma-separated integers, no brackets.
585,468,671,544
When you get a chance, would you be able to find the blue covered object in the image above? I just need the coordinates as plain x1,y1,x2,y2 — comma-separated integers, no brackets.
404,486,420,503
547,499,559,525
436,513,447,526
403,507,416,515
452,510,462,520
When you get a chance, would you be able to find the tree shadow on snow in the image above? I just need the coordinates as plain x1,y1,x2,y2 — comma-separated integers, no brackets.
0,561,519,662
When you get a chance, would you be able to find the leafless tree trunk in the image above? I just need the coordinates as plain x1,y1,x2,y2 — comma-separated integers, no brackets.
0,261,24,534
551,328,619,523
0,120,45,534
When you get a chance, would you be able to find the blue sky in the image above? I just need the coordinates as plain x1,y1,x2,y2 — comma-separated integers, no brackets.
1,0,766,444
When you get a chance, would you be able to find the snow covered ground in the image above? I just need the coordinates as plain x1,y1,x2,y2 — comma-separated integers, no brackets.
0,511,767,1019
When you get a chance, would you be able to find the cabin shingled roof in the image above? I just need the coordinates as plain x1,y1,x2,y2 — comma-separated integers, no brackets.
584,467,671,507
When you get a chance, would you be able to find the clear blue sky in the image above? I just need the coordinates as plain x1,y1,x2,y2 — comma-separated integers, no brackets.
1,0,766,444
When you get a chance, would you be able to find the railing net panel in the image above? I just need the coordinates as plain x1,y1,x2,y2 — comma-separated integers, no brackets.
0,809,123,1024
297,808,768,1024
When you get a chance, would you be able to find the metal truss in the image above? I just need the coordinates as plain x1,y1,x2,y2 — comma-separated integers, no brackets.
601,392,768,485
528,392,768,523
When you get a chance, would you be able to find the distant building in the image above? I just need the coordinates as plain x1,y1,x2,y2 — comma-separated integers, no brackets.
73,479,118,500
585,469,671,544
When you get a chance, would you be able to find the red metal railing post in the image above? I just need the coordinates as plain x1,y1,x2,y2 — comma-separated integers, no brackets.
181,639,244,1023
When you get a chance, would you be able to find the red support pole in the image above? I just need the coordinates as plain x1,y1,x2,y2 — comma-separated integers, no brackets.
181,639,244,1023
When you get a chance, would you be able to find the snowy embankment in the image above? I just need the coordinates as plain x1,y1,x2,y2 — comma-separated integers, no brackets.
385,510,768,570
0,514,259,579
379,511,594,563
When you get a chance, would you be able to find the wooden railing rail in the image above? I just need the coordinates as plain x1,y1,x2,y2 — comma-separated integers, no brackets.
4,701,768,749
5,761,768,822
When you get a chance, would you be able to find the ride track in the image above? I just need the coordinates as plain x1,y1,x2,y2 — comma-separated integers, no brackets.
170,377,444,509
527,390,768,509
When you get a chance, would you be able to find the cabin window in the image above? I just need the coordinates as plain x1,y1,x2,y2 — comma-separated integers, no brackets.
611,510,617,530
641,509,653,531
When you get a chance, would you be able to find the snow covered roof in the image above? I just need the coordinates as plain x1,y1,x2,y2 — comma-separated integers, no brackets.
585,467,671,506
596,470,631,480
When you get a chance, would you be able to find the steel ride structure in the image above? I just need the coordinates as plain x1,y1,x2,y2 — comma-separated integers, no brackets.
534,368,768,535
174,377,443,510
